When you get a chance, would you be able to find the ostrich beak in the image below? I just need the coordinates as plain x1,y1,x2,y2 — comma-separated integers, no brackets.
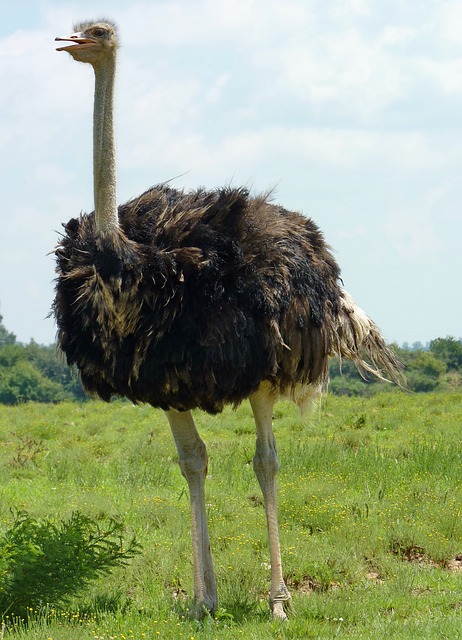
55,33,97,52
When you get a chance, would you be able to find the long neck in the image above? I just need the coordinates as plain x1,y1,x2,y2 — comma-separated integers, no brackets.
92,57,118,232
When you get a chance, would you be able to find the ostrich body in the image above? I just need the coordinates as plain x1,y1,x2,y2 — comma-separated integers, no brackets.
54,21,402,620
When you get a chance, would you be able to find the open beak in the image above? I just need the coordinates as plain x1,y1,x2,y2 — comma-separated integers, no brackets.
55,34,97,52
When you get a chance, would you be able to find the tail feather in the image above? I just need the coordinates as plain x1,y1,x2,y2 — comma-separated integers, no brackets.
335,290,405,387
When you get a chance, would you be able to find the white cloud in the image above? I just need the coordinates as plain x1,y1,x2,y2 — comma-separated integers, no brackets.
329,0,371,20
119,0,315,48
384,187,448,262
205,74,230,104
439,0,462,50
157,126,448,177
420,57,462,95
337,224,368,240
251,23,415,125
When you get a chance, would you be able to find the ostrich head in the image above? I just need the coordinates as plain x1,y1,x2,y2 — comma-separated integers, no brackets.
55,20,119,66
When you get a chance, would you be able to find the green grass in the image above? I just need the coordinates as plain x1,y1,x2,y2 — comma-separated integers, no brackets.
0,391,461,639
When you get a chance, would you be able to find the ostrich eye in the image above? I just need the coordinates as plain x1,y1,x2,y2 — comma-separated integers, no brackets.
92,28,106,37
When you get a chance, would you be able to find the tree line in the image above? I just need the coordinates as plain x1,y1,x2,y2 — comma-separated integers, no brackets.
0,314,85,404
329,337,462,396
0,313,461,404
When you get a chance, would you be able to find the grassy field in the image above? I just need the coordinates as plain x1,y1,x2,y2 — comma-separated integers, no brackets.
0,391,461,639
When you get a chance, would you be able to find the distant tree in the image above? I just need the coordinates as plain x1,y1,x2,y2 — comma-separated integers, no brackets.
430,337,462,371
411,341,426,351
404,351,446,392
0,343,24,368
328,375,371,396
0,360,67,404
24,341,86,400
328,357,389,396
410,351,447,378
0,325,85,403
0,313,16,346
328,339,462,395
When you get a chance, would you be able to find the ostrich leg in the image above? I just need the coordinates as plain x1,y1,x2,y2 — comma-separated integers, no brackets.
250,384,292,620
165,409,217,618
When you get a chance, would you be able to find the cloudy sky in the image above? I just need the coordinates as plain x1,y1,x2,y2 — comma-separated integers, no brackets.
1,0,461,346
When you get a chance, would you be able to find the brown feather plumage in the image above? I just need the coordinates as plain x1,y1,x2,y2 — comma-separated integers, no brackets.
53,185,403,412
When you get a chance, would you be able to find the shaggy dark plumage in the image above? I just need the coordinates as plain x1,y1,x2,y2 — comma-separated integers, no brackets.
53,184,401,412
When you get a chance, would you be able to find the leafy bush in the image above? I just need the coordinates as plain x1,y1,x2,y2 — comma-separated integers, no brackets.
430,337,462,371
0,511,141,619
0,360,68,404
0,342,85,404
329,338,462,395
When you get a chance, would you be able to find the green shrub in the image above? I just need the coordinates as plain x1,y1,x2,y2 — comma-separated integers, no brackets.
0,361,67,404
0,510,141,620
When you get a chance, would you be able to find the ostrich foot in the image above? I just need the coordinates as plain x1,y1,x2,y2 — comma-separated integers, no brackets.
186,596,217,620
270,585,292,621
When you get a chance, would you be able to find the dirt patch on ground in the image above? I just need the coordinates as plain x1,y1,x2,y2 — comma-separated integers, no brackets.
447,555,462,572
391,544,462,572
284,574,340,594
366,571,385,584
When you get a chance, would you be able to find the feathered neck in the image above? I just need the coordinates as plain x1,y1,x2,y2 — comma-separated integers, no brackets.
92,57,118,232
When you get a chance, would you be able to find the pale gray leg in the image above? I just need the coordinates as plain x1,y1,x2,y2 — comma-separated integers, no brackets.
165,409,217,618
250,384,291,620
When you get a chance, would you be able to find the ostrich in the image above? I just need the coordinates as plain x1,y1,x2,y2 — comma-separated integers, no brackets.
54,20,402,620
